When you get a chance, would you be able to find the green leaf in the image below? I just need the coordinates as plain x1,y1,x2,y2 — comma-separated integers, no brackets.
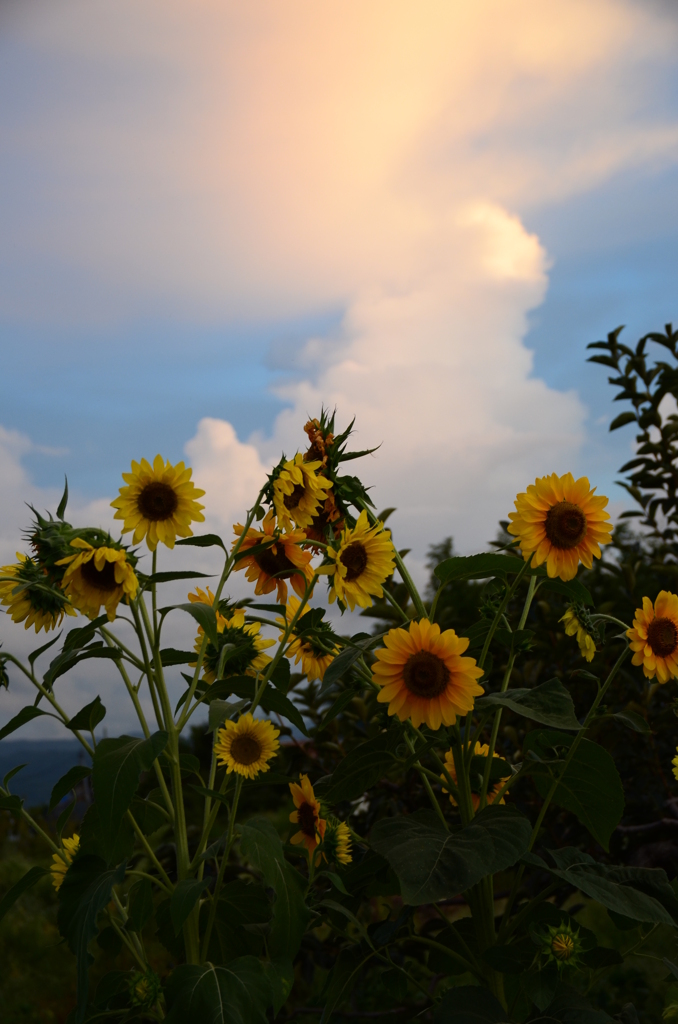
67,696,106,733
320,731,401,803
63,616,110,652
538,575,593,605
610,411,638,431
320,948,374,1024
612,710,650,734
160,648,197,666
28,632,61,668
44,645,121,687
127,878,154,932
239,817,311,958
270,656,290,693
57,855,127,1024
369,806,531,905
0,705,48,741
433,985,506,1024
50,766,92,810
164,958,271,1024
434,553,523,583
78,802,135,864
218,678,309,736
175,533,226,551
320,634,379,693
171,878,211,935
0,794,23,814
170,602,220,648
56,476,69,519
92,731,168,850
3,763,26,789
218,879,272,925
143,571,214,585
0,866,48,924
529,731,624,850
56,800,75,839
476,679,581,731
316,688,358,732
129,795,168,834
208,698,250,733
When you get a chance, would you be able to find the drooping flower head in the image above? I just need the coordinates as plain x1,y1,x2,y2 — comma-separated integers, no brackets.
373,619,484,730
188,587,274,683
0,553,75,633
628,592,678,683
112,455,205,551
51,833,80,891
322,818,353,865
58,539,139,621
507,473,612,581
441,741,508,810
289,774,326,855
277,596,337,683
233,510,314,604
273,454,333,531
327,510,395,612
560,606,597,663
215,713,280,779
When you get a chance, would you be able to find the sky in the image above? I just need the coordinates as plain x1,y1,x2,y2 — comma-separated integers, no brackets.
1,0,678,735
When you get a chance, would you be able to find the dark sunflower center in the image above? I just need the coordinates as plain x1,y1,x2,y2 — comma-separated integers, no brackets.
340,541,368,582
137,481,179,522
80,557,118,592
297,801,317,837
647,616,678,658
230,735,262,766
256,543,296,579
283,484,306,510
544,501,587,549
402,650,449,698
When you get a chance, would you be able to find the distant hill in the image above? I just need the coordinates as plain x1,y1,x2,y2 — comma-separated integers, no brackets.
0,740,91,808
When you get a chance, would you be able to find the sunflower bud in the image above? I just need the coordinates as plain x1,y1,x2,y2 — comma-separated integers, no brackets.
129,970,161,1009
541,921,583,970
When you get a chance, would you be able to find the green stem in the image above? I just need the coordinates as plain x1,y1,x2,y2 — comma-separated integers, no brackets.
477,556,532,671
201,775,243,960
405,735,449,831
130,602,165,731
405,935,478,978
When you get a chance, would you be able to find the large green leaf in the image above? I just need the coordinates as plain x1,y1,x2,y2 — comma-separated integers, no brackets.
164,958,271,1024
320,633,381,693
434,555,592,604
92,731,168,849
44,644,121,687
57,854,127,1024
476,679,581,731
67,696,106,732
320,730,401,803
369,806,531,905
320,947,374,1024
0,705,48,741
0,866,48,924
216,678,309,736
170,602,220,648
171,878,211,935
50,765,92,810
527,731,624,850
239,817,311,958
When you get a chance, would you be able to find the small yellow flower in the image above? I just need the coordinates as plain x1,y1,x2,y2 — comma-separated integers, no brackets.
627,592,678,683
507,473,612,581
327,510,395,612
372,618,484,730
560,607,596,662
233,510,314,604
672,748,678,782
57,539,138,621
273,454,333,531
441,741,507,810
323,819,353,865
188,588,274,683
289,774,326,855
51,833,80,891
0,553,75,633
214,713,280,779
112,455,205,551
277,596,337,682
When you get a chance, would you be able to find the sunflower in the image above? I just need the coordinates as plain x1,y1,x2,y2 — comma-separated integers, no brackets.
111,455,205,551
327,510,396,612
323,818,353,865
289,774,326,855
372,618,484,730
627,592,678,683
188,589,274,683
507,473,612,581
441,742,507,810
273,453,333,531
672,748,678,782
57,539,139,621
305,493,344,547
214,713,280,779
233,510,314,604
0,553,75,633
560,607,596,662
51,833,80,891
277,597,337,683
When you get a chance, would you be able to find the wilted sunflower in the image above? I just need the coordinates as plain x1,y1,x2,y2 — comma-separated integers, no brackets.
441,742,508,810
215,713,280,779
323,818,353,865
0,553,75,633
507,473,612,581
51,833,80,891
112,455,205,551
233,510,314,604
627,592,678,683
327,510,395,611
560,607,596,662
277,597,337,683
289,774,326,855
188,588,274,682
373,618,484,730
273,453,333,531
58,539,138,621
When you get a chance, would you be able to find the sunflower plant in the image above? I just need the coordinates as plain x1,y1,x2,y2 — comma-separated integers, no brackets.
1,406,678,1024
